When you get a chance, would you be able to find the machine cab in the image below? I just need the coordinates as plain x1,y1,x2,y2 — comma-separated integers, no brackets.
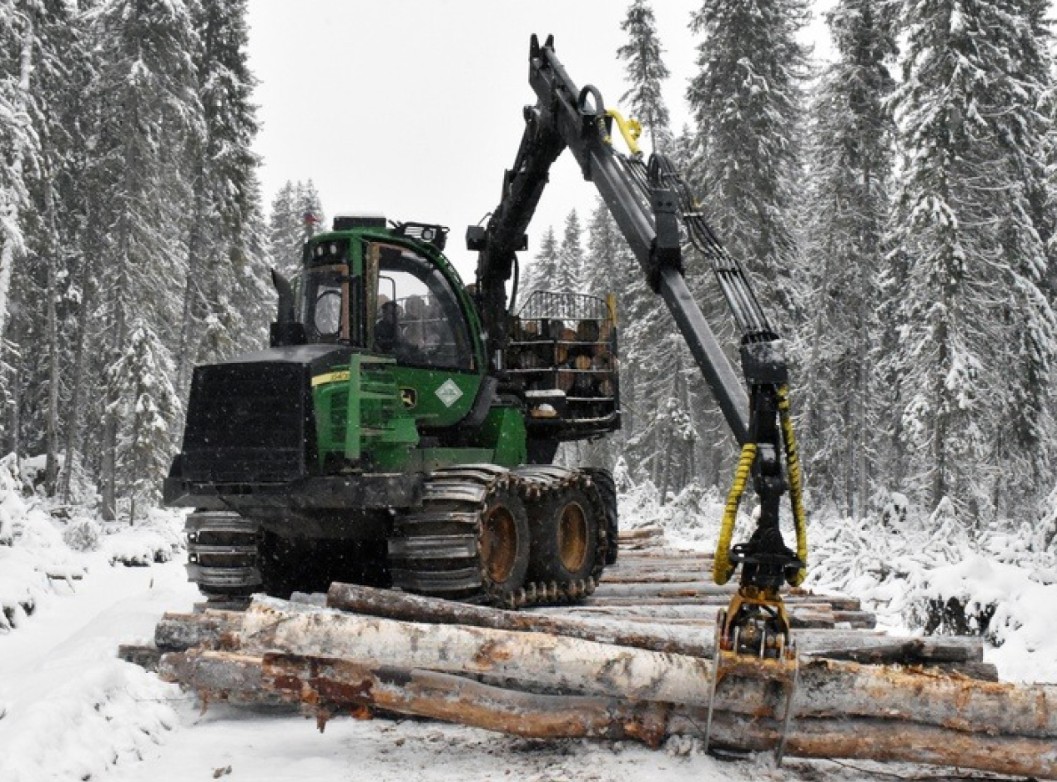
276,217,489,441
291,218,481,372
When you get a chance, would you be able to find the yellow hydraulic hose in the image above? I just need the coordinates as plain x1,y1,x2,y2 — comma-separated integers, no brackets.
777,385,808,586
714,442,757,585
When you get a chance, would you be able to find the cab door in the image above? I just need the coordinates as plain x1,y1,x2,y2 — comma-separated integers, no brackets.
364,240,484,429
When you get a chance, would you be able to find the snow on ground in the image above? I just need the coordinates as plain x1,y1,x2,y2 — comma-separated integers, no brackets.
618,470,1057,684
2,457,1056,780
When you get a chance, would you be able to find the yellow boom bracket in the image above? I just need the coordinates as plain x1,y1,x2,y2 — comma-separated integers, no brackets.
605,109,643,157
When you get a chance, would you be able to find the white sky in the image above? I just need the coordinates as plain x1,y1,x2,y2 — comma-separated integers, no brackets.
246,1,832,279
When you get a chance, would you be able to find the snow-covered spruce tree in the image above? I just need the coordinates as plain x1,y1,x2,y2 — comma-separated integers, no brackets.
888,0,1057,523
519,224,558,304
987,0,1057,517
55,3,108,503
654,354,699,503
664,125,739,492
556,209,585,294
269,179,324,279
175,0,262,395
685,0,811,330
106,322,179,522
617,0,672,152
577,198,640,466
0,0,38,422
798,0,897,518
0,0,94,491
583,194,673,477
88,0,202,520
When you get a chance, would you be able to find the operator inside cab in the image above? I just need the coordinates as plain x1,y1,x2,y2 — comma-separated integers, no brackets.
366,242,473,370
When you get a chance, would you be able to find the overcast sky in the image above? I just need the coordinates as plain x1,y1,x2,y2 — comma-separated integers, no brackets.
245,1,831,279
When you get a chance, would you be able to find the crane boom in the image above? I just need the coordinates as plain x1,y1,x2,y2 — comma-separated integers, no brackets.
468,34,808,657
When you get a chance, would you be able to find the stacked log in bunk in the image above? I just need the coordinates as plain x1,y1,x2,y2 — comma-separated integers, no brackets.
121,530,1057,779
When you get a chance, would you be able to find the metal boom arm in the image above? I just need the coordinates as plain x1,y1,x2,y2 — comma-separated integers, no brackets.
469,36,808,636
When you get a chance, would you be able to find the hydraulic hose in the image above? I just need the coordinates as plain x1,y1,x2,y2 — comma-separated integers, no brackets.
714,442,757,585
777,385,808,586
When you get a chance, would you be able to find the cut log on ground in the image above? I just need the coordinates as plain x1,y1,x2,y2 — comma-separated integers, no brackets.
323,583,987,674
153,600,1057,777
126,546,1051,777
230,598,1056,734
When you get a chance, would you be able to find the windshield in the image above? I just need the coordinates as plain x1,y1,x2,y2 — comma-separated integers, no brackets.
300,264,351,343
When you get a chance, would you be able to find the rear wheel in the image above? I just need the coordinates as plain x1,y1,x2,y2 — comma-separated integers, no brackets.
584,468,618,565
527,486,600,583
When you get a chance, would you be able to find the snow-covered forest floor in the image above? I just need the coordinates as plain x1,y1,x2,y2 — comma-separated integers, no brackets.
2,455,1056,782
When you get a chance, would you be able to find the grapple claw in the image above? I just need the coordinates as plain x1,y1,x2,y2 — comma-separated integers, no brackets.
703,587,799,764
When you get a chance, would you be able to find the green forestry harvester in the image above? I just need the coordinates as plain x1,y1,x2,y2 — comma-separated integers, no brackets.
164,37,808,662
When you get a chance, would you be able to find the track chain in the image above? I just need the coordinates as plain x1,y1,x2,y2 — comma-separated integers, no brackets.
389,464,609,609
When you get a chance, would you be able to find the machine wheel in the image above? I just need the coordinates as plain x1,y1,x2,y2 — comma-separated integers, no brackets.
184,510,262,601
583,468,618,565
389,465,531,606
477,482,531,598
526,485,600,584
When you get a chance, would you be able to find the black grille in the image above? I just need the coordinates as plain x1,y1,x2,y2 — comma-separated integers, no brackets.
180,362,315,483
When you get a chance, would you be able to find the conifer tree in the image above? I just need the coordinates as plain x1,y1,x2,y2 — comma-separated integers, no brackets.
799,0,897,518
521,225,559,302
0,1,36,356
556,209,585,293
88,0,202,519
0,0,95,491
176,0,262,394
617,0,672,151
107,322,179,522
686,0,810,328
269,180,324,279
887,0,1057,522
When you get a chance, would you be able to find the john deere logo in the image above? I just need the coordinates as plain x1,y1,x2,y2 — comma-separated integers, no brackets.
400,388,417,409
435,378,463,408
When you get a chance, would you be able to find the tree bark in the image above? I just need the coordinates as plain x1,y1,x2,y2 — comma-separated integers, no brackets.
61,235,98,503
150,603,986,672
43,172,60,496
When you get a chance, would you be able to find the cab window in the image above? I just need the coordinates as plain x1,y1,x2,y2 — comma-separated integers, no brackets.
366,242,472,370
300,264,351,343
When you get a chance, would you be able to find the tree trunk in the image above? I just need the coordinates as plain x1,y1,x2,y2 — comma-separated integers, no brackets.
61,242,97,503
100,218,131,521
176,170,208,398
151,602,986,675
232,599,1051,729
159,649,1056,777
0,14,34,348
43,157,60,496
7,362,22,457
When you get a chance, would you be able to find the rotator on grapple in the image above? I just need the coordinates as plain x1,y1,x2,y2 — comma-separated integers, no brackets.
164,34,808,754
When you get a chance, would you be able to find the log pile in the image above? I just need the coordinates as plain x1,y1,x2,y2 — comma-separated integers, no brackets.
121,544,1057,779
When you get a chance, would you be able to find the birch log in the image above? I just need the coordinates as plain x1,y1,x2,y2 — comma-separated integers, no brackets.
158,647,1057,778
324,583,978,666
236,598,1053,735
